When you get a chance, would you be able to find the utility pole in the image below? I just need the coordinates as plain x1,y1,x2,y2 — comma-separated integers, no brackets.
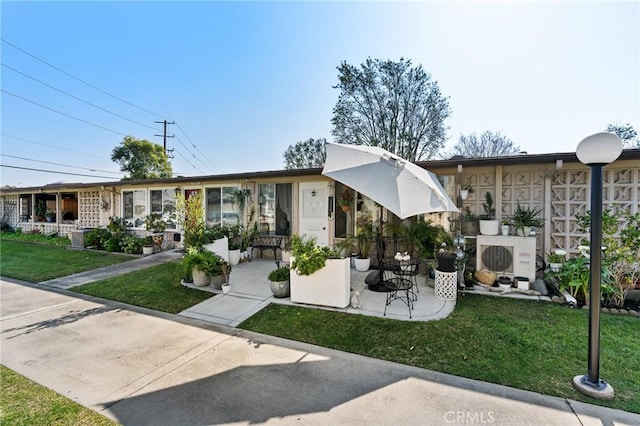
154,120,175,154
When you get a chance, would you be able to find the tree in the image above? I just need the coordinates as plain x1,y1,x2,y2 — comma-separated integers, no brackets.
331,58,450,162
605,123,639,147
283,137,326,169
111,136,173,180
444,131,520,159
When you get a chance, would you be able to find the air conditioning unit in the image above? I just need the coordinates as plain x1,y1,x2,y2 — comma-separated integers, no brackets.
476,235,536,282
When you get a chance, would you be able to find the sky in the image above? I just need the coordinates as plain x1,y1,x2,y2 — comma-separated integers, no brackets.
1,1,638,188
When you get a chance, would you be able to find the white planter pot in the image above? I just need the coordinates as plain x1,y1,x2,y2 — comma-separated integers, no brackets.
221,284,231,294
290,257,350,308
501,225,510,236
281,250,291,263
228,249,241,266
354,257,370,272
479,220,499,235
549,263,562,273
203,237,229,262
241,250,248,260
516,226,532,237
142,246,154,256
459,189,469,200
192,267,211,287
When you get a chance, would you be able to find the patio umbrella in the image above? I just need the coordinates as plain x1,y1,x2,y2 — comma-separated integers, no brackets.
322,142,458,219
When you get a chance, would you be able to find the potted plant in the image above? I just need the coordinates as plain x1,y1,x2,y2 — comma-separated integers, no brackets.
142,236,154,256
280,236,292,263
219,258,232,293
268,266,291,298
435,242,457,273
44,209,56,223
459,180,474,201
35,200,47,222
354,223,375,272
510,202,544,237
290,234,349,308
547,250,566,272
226,224,243,266
500,218,511,236
479,191,499,235
337,189,354,213
460,207,479,236
181,248,216,287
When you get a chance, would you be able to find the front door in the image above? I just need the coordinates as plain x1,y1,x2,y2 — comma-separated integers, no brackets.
298,182,329,246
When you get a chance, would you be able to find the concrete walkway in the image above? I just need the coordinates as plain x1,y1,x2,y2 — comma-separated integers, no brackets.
41,250,183,289
2,277,638,426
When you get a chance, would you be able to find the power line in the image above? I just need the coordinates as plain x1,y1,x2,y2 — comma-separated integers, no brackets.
174,135,212,173
175,121,223,173
0,154,122,175
1,164,119,180
1,38,165,119
2,63,161,131
170,146,205,175
1,89,127,136
1,134,105,159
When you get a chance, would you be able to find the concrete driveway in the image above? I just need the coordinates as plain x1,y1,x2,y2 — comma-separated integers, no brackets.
1,278,638,425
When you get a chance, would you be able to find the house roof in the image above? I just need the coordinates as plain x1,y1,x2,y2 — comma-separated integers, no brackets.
2,148,639,195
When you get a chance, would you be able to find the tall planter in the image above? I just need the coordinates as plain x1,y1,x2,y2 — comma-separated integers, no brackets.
228,249,241,266
290,257,350,308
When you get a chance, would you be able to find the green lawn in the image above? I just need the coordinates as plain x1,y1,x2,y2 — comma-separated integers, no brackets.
0,365,116,426
0,240,131,282
239,293,640,414
71,262,214,314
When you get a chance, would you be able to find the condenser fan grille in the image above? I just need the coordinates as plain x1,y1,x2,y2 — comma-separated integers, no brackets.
481,245,513,272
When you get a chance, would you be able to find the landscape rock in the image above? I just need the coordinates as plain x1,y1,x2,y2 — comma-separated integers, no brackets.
630,310,639,317
531,279,548,295
551,295,564,304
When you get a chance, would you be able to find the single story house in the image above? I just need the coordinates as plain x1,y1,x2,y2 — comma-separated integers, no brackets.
2,149,639,265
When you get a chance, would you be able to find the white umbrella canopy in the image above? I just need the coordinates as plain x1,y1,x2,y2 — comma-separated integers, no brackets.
322,142,458,219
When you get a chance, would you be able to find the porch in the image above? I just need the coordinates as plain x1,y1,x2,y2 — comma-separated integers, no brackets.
179,258,457,327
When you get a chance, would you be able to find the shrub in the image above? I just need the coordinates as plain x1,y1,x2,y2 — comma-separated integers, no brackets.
268,266,290,282
290,234,340,276
105,236,124,252
120,234,144,254
84,228,111,250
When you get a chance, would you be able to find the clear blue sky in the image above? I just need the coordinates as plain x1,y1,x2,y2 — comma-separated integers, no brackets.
1,1,638,187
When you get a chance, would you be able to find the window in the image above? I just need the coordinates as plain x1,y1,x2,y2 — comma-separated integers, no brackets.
123,190,146,227
334,181,380,238
206,186,239,227
258,183,292,235
150,189,177,229
61,193,78,221
19,195,31,222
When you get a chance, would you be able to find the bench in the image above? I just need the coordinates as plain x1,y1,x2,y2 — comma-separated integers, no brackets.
251,233,285,265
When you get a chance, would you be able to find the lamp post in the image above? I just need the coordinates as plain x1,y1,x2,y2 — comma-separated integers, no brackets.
572,132,622,400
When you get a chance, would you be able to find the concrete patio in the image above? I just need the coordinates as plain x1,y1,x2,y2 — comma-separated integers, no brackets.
179,258,456,327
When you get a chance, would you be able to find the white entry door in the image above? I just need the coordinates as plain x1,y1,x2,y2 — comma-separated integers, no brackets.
298,182,329,246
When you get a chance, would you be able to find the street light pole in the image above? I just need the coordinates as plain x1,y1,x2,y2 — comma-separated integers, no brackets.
573,132,622,400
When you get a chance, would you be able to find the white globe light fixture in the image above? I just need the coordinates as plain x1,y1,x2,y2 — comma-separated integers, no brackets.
576,132,623,165
572,132,622,401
